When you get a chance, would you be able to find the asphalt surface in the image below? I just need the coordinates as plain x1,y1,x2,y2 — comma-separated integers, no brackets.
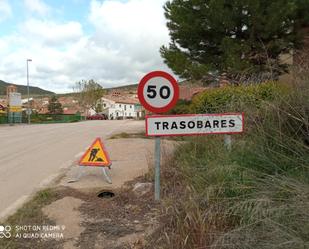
0,120,144,220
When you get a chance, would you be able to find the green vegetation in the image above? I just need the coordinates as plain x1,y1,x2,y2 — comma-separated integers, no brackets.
0,113,81,124
161,0,309,82
146,76,309,248
29,113,81,123
168,82,288,115
109,132,147,139
0,80,54,96
191,82,287,113
0,114,7,124
47,95,63,114
167,99,192,114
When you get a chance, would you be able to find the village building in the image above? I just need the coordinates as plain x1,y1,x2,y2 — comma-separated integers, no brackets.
101,93,143,119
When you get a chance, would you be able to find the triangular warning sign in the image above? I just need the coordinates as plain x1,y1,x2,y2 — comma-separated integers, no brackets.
79,138,111,167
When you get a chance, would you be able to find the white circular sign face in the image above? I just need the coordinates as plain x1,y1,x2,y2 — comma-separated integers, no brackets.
142,76,174,108
138,71,179,113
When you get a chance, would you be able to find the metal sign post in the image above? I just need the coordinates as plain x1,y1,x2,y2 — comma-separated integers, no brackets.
138,71,179,201
154,137,161,201
224,134,232,151
138,72,245,202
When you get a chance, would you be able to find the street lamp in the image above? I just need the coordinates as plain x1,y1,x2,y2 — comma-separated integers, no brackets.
26,59,32,124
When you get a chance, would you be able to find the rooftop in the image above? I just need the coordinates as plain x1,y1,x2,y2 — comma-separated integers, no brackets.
103,95,140,105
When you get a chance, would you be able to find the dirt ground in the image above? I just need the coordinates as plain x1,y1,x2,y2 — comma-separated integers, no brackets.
1,136,179,249
43,180,159,249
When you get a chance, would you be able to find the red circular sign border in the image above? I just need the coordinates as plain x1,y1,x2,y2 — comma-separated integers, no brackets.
138,71,179,113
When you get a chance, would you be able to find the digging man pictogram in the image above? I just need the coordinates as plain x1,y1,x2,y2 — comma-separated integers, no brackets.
89,148,99,161
88,148,104,162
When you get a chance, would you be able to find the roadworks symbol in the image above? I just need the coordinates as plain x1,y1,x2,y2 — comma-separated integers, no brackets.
0,225,11,239
79,138,111,167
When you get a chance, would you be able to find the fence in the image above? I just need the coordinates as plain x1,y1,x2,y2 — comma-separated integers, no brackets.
27,113,82,123
0,115,7,124
0,113,82,124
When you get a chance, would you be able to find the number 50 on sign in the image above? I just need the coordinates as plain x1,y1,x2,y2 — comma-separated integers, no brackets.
137,71,179,113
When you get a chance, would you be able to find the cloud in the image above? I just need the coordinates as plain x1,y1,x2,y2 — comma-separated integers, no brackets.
23,0,50,16
0,0,12,22
69,0,171,86
22,19,83,46
0,19,83,92
0,0,172,93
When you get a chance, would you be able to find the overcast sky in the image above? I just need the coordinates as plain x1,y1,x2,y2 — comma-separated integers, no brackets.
0,0,173,93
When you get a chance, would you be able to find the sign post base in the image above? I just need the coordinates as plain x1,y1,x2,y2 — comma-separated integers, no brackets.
224,134,232,151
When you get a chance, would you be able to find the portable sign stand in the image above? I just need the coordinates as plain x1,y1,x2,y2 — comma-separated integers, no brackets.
69,138,112,184
138,71,244,201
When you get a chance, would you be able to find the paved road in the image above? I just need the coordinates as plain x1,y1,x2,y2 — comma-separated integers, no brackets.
0,120,144,220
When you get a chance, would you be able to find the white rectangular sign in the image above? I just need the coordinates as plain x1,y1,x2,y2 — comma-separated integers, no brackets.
146,113,244,136
9,92,22,107
9,92,22,112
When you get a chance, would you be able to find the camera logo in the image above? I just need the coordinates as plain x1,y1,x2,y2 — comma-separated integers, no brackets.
0,225,11,239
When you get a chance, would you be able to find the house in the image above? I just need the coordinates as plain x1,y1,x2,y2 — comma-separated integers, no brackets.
101,95,143,119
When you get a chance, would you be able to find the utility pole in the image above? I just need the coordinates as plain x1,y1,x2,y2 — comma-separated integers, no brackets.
26,59,32,124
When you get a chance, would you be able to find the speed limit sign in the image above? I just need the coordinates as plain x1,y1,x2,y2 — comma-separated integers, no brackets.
138,71,179,113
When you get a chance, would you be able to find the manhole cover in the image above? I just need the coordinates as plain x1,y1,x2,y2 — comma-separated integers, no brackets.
97,190,115,199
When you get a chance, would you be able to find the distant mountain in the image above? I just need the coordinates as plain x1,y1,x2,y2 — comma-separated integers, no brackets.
105,80,204,93
55,79,205,98
106,83,138,93
0,80,54,96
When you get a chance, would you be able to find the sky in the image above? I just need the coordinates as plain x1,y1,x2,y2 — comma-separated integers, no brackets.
0,0,173,93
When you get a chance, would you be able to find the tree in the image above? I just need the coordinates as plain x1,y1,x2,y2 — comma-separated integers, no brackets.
73,79,106,114
48,96,63,114
161,0,309,83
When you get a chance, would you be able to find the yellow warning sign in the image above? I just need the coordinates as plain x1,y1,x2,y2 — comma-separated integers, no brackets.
79,138,111,167
10,106,22,112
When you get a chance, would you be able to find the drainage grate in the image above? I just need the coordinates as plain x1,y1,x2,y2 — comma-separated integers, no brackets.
97,190,115,199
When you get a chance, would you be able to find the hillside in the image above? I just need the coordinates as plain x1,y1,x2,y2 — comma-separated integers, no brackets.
0,80,54,96
106,83,138,93
57,80,204,98
105,79,204,94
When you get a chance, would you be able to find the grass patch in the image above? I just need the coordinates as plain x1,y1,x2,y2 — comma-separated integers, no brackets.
145,76,309,248
0,188,59,249
109,132,148,139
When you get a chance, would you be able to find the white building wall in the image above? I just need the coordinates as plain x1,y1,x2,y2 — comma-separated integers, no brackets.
101,97,142,119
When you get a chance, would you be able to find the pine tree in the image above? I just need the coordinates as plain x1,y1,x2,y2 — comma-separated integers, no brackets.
161,0,309,83
48,96,63,114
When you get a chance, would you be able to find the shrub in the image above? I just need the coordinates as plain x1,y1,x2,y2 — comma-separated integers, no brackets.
167,99,192,114
191,82,287,114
